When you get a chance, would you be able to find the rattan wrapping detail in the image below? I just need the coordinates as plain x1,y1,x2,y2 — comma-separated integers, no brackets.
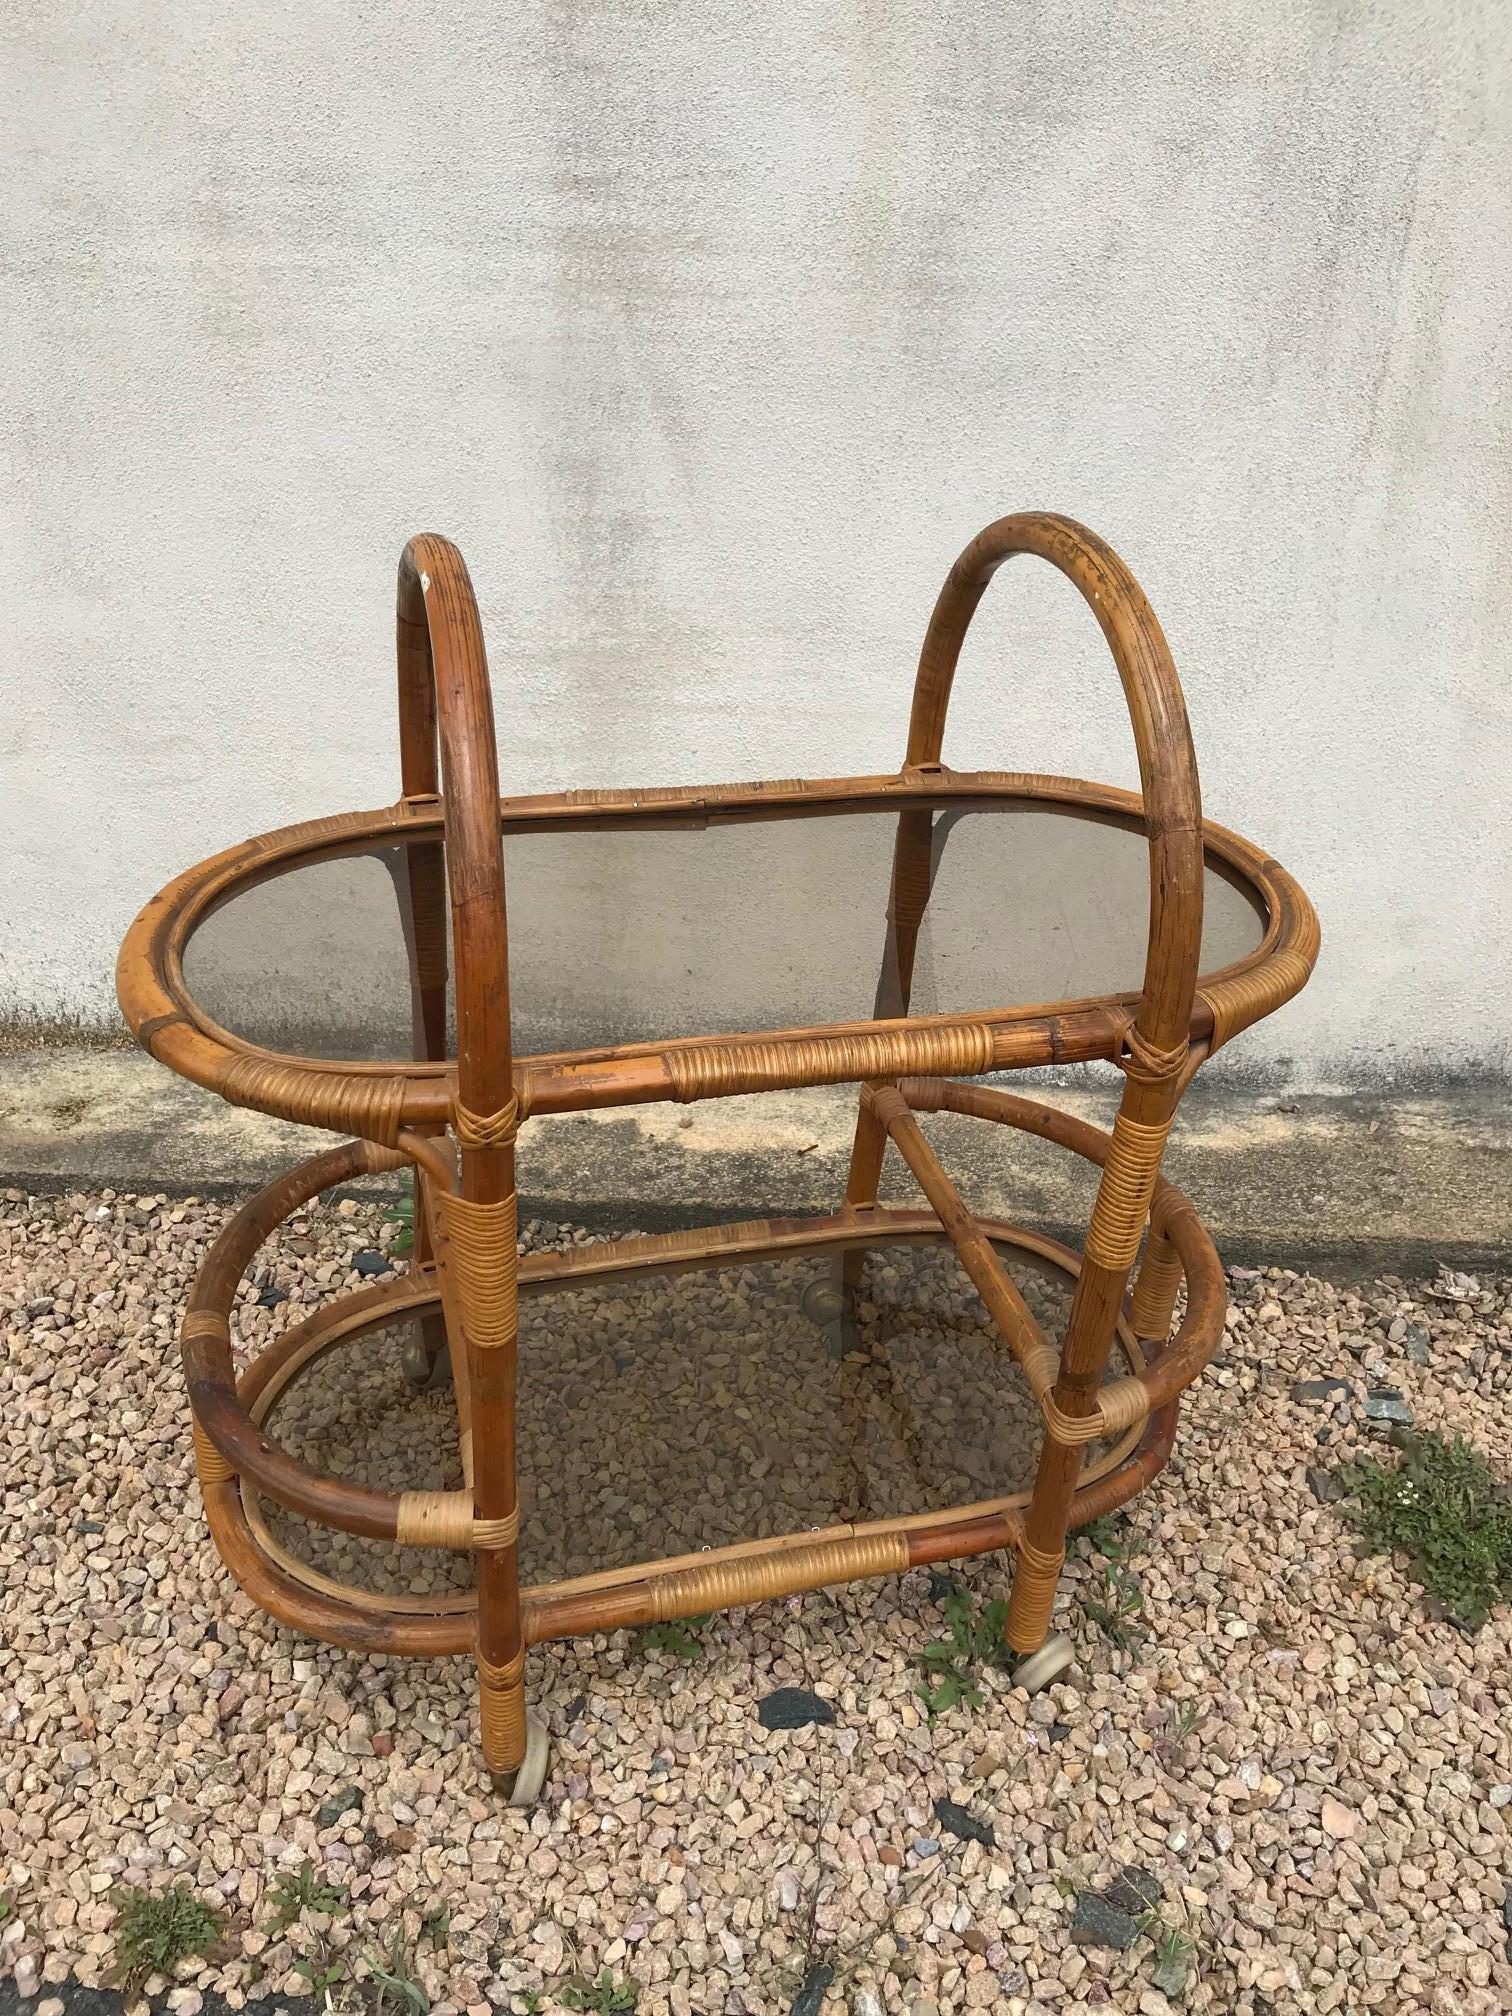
1006,1533,1066,1651
1200,946,1317,1054
396,1492,520,1551
246,811,368,858
192,1415,235,1487
1118,1021,1190,1086
1083,1111,1172,1272
1041,1375,1152,1446
452,1095,519,1148
665,1022,996,1102
1010,1535,1065,1608
478,1650,527,1770
434,1189,519,1349
652,1530,910,1615
1094,1375,1153,1436
220,1054,406,1147
1020,1335,1063,1401
1131,1234,1184,1340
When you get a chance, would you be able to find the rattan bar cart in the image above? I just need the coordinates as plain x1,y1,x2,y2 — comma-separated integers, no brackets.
117,513,1317,1800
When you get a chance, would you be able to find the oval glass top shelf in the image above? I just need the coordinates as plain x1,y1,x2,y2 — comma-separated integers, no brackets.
180,790,1267,1067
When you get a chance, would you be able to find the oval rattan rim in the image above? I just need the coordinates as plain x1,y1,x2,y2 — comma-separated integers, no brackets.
232,1217,1148,1623
118,767,1314,1132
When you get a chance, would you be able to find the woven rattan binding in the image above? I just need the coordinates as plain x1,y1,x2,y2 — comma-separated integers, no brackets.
666,1022,996,1102
452,1096,519,1148
1131,1234,1184,1340
220,1054,406,1147
192,1415,235,1487
396,1492,519,1551
1117,1021,1190,1086
478,1649,527,1767
1083,1111,1172,1272
433,1189,519,1349
1199,945,1318,1054
650,1530,910,1615
1010,1534,1065,1610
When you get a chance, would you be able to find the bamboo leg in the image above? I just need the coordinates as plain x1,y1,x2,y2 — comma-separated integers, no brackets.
443,1155,527,1782
841,806,938,1294
1006,1076,1179,1655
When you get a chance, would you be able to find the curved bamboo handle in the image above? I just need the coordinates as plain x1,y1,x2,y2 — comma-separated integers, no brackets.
396,536,525,1770
907,512,1204,1054
396,535,513,1134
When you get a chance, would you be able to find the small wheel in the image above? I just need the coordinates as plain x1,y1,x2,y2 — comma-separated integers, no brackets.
1014,1633,1075,1694
496,1712,550,1807
401,1332,451,1392
800,1280,845,1327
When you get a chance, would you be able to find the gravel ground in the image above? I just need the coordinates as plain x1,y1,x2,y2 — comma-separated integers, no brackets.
2,1184,1510,2016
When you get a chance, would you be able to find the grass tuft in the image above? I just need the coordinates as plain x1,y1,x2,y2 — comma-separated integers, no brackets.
384,1175,416,1258
1342,1428,1512,1630
110,1882,224,1994
1076,1514,1146,1649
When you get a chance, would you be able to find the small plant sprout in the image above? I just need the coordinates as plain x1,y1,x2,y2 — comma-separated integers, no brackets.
385,1178,416,1258
292,1946,346,2000
915,1587,1013,1721
110,1883,225,1995
420,1900,451,1950
1084,1560,1145,1648
1074,1513,1126,1559
1074,1513,1147,1649
562,1968,641,2012
629,1615,710,1660
1170,1698,1203,1741
267,1860,349,1932
361,1923,429,2016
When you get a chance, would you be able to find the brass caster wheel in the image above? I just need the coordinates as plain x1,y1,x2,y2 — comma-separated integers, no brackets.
1013,1633,1075,1694
494,1712,550,1807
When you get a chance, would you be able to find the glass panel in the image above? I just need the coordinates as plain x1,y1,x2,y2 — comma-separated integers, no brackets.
182,797,1266,1064
252,1239,1132,1597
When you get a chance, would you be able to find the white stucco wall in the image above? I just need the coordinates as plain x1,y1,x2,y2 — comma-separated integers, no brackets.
3,1,1509,1086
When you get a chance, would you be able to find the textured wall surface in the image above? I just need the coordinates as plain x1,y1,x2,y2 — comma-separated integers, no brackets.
4,2,1509,1086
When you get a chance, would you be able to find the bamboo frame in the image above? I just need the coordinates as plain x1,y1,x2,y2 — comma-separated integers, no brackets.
116,512,1317,1782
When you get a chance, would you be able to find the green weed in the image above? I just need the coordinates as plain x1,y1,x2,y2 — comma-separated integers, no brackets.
1076,1514,1146,1649
915,1588,1013,1720
1169,1699,1203,1742
385,1181,416,1259
267,1861,349,1932
109,1883,224,1994
561,1968,641,2012
629,1615,709,1660
1343,1429,1512,1629
362,1923,428,2016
